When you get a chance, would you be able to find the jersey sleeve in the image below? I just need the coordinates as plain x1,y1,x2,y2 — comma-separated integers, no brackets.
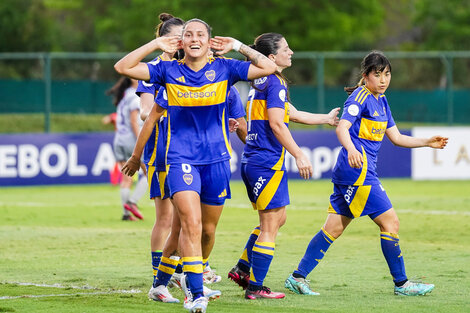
136,80,157,97
266,75,287,110
341,93,364,124
155,86,168,109
383,97,396,128
223,58,250,85
147,58,165,86
227,86,245,119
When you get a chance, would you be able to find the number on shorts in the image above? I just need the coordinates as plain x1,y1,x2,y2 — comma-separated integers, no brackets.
182,164,192,173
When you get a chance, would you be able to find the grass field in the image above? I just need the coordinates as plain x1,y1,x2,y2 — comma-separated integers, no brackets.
1,180,469,313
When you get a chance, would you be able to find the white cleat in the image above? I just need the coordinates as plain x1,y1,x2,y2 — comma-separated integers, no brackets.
168,272,184,289
148,285,180,303
203,266,222,284
203,285,221,300
185,296,208,313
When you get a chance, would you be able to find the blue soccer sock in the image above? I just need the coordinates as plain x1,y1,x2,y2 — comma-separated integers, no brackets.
151,250,163,282
380,232,407,284
183,256,204,298
293,227,335,279
237,225,260,273
153,255,179,288
249,241,275,288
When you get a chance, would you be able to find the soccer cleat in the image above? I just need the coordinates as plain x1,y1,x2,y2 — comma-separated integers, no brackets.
203,266,222,284
228,265,250,290
168,272,184,289
185,296,208,313
203,285,221,300
394,280,435,296
284,274,320,295
124,202,144,220
122,214,137,221
148,285,180,303
245,286,285,300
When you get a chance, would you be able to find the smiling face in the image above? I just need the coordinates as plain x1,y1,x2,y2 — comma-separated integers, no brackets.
364,66,391,97
182,21,210,59
270,37,293,71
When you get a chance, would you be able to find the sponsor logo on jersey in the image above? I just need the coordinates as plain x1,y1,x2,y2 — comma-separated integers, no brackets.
358,118,387,141
205,70,215,82
176,76,186,83
279,89,286,102
183,173,193,185
167,81,227,107
254,77,267,85
373,110,379,117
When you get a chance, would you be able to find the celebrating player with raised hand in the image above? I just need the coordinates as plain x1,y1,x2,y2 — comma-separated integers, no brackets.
284,51,448,297
115,18,276,313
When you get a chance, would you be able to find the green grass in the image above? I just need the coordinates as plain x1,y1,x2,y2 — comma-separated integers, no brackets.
1,180,469,312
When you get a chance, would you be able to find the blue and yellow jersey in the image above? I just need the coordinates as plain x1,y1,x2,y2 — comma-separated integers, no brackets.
241,74,290,170
147,56,250,165
154,86,169,171
332,86,396,185
227,86,245,119
136,56,163,167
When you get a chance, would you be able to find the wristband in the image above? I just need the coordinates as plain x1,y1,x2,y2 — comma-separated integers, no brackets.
232,39,242,52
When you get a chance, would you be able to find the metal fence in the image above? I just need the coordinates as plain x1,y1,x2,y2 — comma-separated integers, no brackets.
1,51,469,132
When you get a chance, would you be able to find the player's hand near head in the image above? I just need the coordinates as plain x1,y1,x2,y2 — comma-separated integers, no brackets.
295,152,313,180
328,107,341,126
121,155,141,177
210,36,237,55
427,136,448,149
155,36,182,54
347,148,363,169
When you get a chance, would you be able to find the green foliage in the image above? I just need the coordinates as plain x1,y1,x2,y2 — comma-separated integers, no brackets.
0,180,469,312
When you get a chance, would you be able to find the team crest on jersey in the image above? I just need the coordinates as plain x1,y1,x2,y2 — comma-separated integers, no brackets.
205,70,216,82
183,174,193,185
254,77,267,85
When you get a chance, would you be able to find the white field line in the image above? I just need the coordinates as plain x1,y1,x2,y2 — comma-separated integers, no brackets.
0,281,141,300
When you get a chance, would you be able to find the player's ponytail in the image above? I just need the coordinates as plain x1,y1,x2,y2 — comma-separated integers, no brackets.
155,13,184,38
345,50,391,95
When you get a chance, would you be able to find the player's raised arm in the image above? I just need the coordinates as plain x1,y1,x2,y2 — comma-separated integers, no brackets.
210,36,276,79
385,126,448,149
289,104,340,126
114,36,181,81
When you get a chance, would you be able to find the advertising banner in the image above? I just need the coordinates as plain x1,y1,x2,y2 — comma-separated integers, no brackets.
0,130,411,186
412,127,470,180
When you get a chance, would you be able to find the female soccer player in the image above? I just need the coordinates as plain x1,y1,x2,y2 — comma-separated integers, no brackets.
115,18,276,313
134,12,185,302
106,77,147,221
284,50,448,297
228,33,340,300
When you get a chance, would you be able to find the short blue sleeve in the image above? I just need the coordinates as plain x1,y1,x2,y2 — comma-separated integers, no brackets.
147,58,165,86
266,75,287,110
341,91,365,124
155,86,168,110
221,58,250,85
136,80,157,97
227,86,245,119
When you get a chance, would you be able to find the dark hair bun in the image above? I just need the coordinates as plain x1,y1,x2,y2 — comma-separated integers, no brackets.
159,13,174,22
249,44,256,50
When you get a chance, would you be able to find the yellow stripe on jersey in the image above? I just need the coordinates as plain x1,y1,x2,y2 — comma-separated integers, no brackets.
165,114,171,167
349,185,372,217
166,80,228,107
256,170,284,210
249,99,289,124
358,118,387,141
275,74,287,87
358,89,370,104
271,147,285,171
221,107,232,157
354,88,367,102
353,146,368,186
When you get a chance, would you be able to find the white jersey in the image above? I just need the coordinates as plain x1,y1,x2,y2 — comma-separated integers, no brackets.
114,87,141,147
